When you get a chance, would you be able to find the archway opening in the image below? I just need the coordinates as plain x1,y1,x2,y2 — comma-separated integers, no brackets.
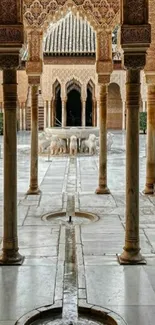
54,81,62,127
67,89,82,126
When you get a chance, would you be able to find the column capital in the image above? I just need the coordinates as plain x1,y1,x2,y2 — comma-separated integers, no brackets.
124,53,146,70
145,73,155,85
28,75,40,86
0,54,20,70
97,74,111,85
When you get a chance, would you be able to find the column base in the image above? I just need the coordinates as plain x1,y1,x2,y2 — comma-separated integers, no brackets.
0,251,24,265
143,184,154,195
117,249,146,265
26,187,41,195
95,186,110,195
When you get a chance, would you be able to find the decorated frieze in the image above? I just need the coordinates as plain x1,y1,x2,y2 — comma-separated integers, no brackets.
23,0,120,30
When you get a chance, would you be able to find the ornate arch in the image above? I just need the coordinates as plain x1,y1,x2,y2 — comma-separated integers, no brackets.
87,79,95,97
53,79,61,98
66,78,81,95
23,0,120,32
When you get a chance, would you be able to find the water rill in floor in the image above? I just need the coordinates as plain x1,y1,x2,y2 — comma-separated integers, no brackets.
15,157,126,325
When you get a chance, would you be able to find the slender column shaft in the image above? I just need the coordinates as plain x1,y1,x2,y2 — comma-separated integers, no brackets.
23,103,26,130
82,100,86,127
27,85,40,195
122,101,126,130
96,84,110,194
51,99,55,127
44,100,48,130
143,100,146,112
97,100,100,127
62,99,66,127
119,69,144,264
48,100,51,127
144,85,155,194
19,104,22,130
0,69,23,264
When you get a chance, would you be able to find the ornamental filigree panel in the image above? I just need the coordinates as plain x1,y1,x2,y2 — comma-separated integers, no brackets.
23,0,120,30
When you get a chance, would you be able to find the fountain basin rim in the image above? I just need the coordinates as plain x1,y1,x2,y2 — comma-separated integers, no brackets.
14,304,127,325
41,211,99,223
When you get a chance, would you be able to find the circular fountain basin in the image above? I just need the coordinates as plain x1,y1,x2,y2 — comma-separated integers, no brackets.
42,211,99,225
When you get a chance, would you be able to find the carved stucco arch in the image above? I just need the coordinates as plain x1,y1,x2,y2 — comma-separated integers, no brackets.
66,78,82,95
87,79,95,98
23,0,120,33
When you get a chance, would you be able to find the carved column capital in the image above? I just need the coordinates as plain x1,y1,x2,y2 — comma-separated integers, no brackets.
28,75,40,86
124,53,146,70
97,74,111,85
145,74,155,85
0,54,20,70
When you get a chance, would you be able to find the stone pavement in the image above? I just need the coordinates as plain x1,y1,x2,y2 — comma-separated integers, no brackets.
0,131,155,325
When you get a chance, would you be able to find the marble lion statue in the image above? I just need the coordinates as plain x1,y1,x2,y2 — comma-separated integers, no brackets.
59,138,67,154
107,132,114,151
81,134,97,155
38,133,51,154
50,135,61,155
70,135,77,155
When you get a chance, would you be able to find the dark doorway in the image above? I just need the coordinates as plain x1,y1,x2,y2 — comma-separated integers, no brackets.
55,88,62,127
67,89,82,126
86,88,93,126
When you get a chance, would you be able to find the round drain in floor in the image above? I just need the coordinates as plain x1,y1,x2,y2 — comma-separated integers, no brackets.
41,211,99,225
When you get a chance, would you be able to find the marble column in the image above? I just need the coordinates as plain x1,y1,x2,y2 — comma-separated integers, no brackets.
19,103,22,130
144,84,155,194
23,103,26,130
122,101,126,130
119,69,144,264
96,84,110,194
44,100,48,130
51,98,55,127
27,85,40,195
143,100,146,112
82,100,86,127
97,100,100,127
48,100,51,127
0,69,24,264
62,99,66,127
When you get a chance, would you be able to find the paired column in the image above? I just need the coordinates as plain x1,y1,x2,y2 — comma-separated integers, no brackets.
96,84,110,194
119,69,144,263
0,69,24,264
27,83,40,195
144,81,155,194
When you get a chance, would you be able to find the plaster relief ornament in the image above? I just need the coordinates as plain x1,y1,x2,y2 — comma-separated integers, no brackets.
23,0,120,31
